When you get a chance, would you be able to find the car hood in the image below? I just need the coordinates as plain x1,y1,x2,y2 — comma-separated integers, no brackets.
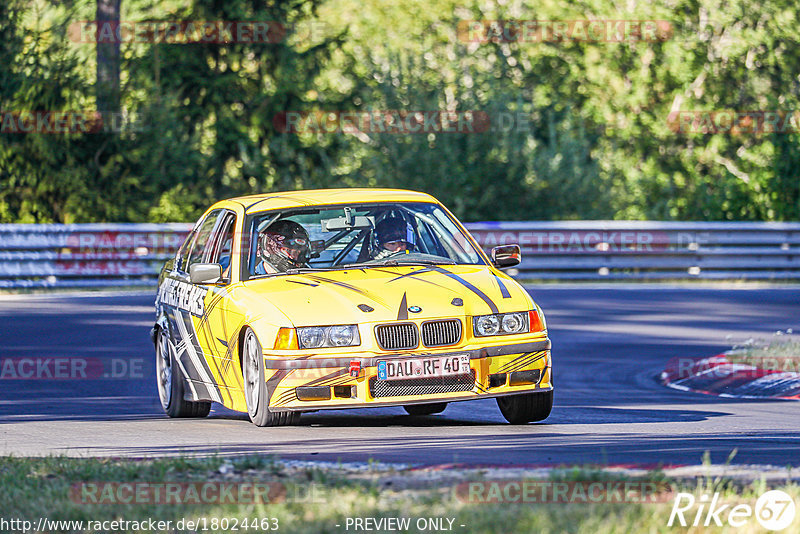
240,264,532,326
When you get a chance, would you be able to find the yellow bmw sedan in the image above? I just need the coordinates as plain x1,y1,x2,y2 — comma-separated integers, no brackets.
151,189,552,426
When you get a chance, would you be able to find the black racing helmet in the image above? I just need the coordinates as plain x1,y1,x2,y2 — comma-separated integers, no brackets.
375,216,416,249
258,220,310,271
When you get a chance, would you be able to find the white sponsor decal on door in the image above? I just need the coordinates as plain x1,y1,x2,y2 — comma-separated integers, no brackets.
158,278,207,316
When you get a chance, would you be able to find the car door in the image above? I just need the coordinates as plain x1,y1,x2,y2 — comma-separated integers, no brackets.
191,210,248,409
160,209,226,404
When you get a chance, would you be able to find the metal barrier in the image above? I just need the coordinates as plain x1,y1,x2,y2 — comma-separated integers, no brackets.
1,221,799,288
0,223,192,288
467,221,800,280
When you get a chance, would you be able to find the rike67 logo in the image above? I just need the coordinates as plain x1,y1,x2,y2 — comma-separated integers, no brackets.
668,490,796,531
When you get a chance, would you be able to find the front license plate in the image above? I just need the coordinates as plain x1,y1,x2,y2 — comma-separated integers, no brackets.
377,355,470,381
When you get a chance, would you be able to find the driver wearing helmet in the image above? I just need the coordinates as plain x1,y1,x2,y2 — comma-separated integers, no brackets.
372,216,416,260
255,220,310,274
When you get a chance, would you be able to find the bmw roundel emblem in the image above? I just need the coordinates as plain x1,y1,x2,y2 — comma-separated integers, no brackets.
408,306,422,313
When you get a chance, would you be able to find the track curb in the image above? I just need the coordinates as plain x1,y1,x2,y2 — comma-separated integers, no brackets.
660,353,800,399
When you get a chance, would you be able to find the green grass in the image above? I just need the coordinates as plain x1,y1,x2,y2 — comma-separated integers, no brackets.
1,457,798,533
726,336,800,372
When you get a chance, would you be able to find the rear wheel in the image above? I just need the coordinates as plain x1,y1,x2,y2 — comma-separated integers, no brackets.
497,390,553,424
404,402,448,416
242,327,299,427
156,327,210,418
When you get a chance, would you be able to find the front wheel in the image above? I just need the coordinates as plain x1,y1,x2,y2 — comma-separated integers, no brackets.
155,327,210,418
497,390,553,424
404,403,447,416
242,327,299,427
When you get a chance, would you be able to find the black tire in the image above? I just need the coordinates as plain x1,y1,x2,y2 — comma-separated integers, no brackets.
242,327,300,427
497,390,553,424
156,327,211,418
404,402,448,416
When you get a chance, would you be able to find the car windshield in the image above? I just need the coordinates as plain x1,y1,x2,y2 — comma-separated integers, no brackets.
245,202,484,277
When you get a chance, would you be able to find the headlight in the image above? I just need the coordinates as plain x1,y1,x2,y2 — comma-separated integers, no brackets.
328,325,356,346
297,327,326,348
473,312,529,337
296,325,360,349
474,314,500,336
502,313,525,333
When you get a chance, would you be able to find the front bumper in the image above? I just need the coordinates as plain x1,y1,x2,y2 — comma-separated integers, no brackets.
263,338,552,412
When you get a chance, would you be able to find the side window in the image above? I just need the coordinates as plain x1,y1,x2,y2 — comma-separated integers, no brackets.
175,230,196,273
413,216,439,255
208,213,236,280
186,210,222,271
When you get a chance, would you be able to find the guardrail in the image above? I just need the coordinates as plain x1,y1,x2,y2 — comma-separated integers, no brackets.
1,221,799,288
467,221,800,280
0,223,192,289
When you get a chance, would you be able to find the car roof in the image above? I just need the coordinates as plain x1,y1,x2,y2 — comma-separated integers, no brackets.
215,188,440,213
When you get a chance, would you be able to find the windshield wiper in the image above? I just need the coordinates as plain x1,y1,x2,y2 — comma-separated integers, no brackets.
284,267,330,274
375,258,456,267
395,259,455,265
342,257,456,268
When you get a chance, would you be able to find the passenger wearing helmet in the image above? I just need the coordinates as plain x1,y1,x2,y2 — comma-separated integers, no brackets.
255,220,310,274
372,216,416,260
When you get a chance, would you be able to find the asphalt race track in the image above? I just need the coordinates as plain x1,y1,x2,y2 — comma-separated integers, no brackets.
1,287,799,467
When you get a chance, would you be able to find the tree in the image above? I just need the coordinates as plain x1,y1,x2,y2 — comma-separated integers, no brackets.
96,0,121,113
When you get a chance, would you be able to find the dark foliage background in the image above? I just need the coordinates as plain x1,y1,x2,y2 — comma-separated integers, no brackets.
1,0,798,223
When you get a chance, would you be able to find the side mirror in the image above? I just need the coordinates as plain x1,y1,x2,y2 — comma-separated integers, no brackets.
491,244,521,268
189,263,222,284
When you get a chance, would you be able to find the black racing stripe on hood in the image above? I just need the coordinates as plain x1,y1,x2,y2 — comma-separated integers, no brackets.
397,292,409,320
304,275,370,293
380,267,456,291
428,266,499,314
383,266,436,280
287,279,320,287
303,274,386,305
493,273,512,298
